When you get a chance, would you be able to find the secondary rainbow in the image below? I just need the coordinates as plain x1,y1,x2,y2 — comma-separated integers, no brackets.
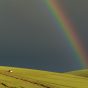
43,0,87,68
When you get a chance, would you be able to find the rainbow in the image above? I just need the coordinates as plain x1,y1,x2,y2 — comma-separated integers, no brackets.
43,0,87,68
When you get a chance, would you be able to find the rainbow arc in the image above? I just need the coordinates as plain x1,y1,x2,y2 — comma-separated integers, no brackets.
43,0,87,68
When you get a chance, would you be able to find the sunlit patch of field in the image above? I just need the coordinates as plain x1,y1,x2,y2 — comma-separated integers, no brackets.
0,66,88,88
67,69,88,78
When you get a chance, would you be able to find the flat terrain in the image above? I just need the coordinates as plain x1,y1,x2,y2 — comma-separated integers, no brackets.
0,66,88,88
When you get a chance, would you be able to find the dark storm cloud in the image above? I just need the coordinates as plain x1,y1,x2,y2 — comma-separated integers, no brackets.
0,0,87,72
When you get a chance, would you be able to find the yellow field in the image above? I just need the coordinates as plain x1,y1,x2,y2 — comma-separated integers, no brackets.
67,69,88,78
0,66,88,88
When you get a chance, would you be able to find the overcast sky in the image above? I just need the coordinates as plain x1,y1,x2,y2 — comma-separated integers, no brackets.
0,0,88,72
